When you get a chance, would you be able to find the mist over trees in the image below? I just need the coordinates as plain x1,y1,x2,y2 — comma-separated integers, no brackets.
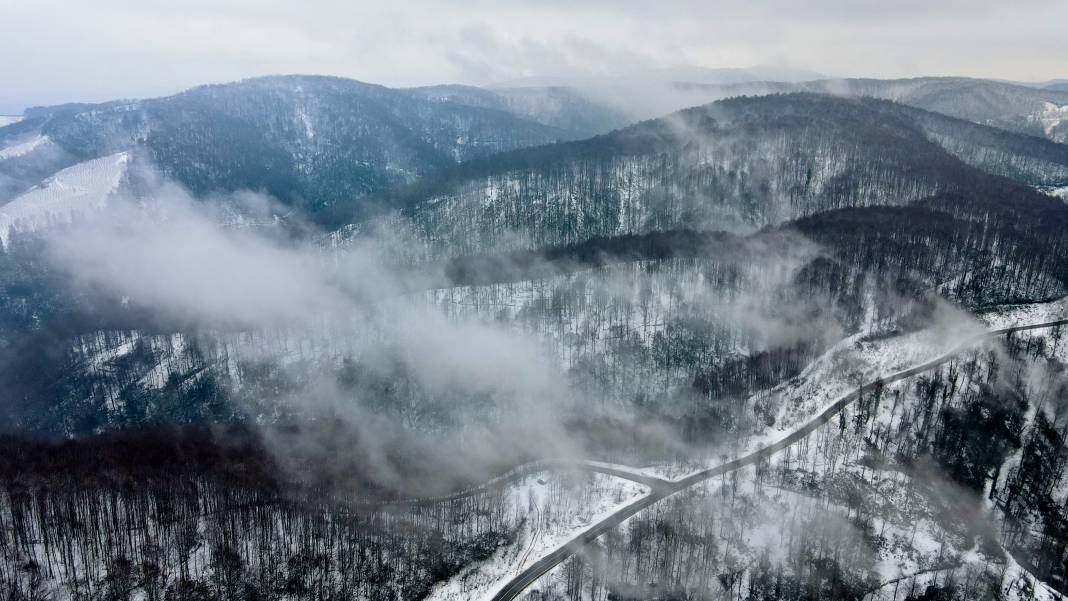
1,81,1068,600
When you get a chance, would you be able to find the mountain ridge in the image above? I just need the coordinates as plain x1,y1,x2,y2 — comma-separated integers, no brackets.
323,93,1068,256
0,75,585,212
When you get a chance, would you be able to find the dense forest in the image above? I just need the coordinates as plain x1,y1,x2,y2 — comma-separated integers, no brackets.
0,427,569,600
326,94,1068,257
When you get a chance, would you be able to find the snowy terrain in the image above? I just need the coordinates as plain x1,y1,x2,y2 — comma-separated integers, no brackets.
409,137,947,256
0,115,22,128
752,321,976,443
977,296,1068,330
517,302,1068,600
0,152,129,247
526,470,1013,601
630,296,1068,472
424,261,754,370
1001,554,1068,601
1033,101,1068,142
1039,185,1068,201
424,471,648,601
0,134,49,160
584,460,703,483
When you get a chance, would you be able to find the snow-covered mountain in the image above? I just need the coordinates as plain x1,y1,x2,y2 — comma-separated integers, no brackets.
4,75,1066,224
0,76,589,214
336,93,1068,257
470,76,1068,143
625,77,1068,143
3,74,1068,601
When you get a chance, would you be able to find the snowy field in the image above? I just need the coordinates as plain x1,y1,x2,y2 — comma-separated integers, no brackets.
0,151,128,247
0,115,22,128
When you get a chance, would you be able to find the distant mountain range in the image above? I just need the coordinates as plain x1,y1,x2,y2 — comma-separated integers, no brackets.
489,64,828,88
421,77,1068,145
1012,78,1068,91
2,74,1067,237
671,77,1068,142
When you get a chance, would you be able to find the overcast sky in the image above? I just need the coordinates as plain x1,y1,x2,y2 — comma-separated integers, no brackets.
1,0,1066,112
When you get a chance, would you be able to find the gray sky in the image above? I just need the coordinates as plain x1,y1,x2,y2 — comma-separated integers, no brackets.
1,0,1066,112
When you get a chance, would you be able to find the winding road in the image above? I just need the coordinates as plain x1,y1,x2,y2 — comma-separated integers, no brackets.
357,460,670,509
490,317,1068,601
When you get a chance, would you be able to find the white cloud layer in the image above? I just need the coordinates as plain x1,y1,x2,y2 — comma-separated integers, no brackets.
1,0,1066,110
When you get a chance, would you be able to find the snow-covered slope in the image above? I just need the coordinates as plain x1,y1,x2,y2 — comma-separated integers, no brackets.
977,296,1068,330
13,75,576,214
517,301,1068,600
424,471,648,601
1033,101,1068,142
1041,185,1068,201
364,93,1068,257
0,152,128,247
0,115,22,128
0,134,50,160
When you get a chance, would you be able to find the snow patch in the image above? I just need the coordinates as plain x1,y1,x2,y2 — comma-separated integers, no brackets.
0,134,49,160
1041,185,1068,201
0,115,22,128
978,296,1068,331
0,152,129,247
1002,552,1067,601
1033,101,1068,140
297,106,315,140
584,460,702,483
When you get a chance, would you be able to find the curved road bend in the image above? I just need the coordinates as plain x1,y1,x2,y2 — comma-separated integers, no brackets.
492,318,1068,601
358,460,671,509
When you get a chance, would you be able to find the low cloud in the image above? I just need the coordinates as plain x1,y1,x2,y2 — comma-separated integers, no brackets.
43,184,583,492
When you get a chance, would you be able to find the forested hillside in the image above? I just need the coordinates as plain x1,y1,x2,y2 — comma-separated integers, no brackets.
4,92,1068,439
406,85,632,139
0,76,583,214
333,93,1068,257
